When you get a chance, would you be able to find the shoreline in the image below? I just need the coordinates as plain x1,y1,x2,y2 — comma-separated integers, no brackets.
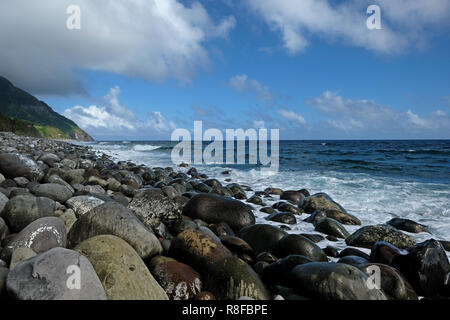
0,132,448,300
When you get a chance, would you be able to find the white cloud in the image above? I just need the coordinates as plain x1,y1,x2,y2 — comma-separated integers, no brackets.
229,74,274,102
308,91,450,135
0,0,235,95
246,0,450,54
277,109,306,125
64,86,175,139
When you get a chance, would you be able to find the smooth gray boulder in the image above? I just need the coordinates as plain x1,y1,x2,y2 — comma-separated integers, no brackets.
6,247,107,300
67,201,162,260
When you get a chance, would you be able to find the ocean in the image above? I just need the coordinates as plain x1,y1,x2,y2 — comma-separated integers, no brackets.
81,140,450,257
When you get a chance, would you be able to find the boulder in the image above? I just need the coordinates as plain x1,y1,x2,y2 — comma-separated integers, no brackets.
6,247,106,300
345,224,416,249
359,263,418,300
30,183,73,203
74,235,168,300
265,212,297,225
391,239,450,297
128,189,183,229
386,218,429,233
271,234,328,262
280,190,305,204
67,202,162,260
0,193,8,215
262,255,314,285
1,194,54,232
0,153,44,181
204,256,270,300
1,217,67,263
314,217,350,239
239,224,287,254
169,229,232,272
149,257,202,300
66,195,105,217
302,193,346,214
288,262,387,300
182,193,255,233
305,209,361,225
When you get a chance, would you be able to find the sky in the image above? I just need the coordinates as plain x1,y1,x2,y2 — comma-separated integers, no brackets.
1,0,450,140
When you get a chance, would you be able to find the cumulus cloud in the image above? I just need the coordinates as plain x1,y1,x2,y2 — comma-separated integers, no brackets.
0,0,235,95
307,91,450,137
229,74,274,103
277,109,306,125
64,86,175,139
245,0,450,54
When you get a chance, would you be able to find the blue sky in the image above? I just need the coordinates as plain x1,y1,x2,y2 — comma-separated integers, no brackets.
1,0,450,140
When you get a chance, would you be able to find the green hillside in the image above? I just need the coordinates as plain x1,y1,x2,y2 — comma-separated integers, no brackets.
0,76,93,141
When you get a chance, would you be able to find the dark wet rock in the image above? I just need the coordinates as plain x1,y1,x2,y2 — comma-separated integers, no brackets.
439,240,450,251
262,255,313,285
194,291,215,300
204,179,222,189
323,246,339,258
194,182,212,193
66,195,105,217
1,194,54,232
338,247,371,260
29,183,73,203
204,256,270,300
305,209,361,225
326,235,338,241
6,247,106,300
264,187,283,195
239,224,287,254
391,239,450,297
47,175,75,193
338,255,369,268
298,189,310,197
302,193,346,214
256,252,278,264
128,188,183,229
208,222,235,237
271,234,328,262
265,212,297,225
359,263,418,300
38,153,60,166
0,153,44,182
300,233,325,243
260,206,276,214
314,217,350,239
280,190,305,205
169,229,232,272
75,235,168,300
288,262,387,300
219,235,253,255
254,261,269,275
247,195,266,206
345,224,416,249
272,201,302,215
370,241,406,266
67,201,162,260
1,217,66,263
279,225,291,231
182,193,255,233
386,218,429,233
149,257,202,300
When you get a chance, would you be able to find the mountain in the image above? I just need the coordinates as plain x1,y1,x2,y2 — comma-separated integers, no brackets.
0,76,93,141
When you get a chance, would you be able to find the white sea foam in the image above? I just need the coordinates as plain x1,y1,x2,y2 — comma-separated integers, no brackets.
132,144,161,151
